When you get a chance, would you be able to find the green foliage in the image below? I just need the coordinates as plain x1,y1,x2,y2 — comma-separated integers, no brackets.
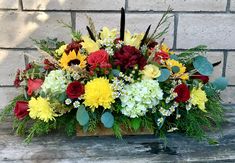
148,6,173,41
141,116,155,131
24,120,57,143
130,118,142,131
112,122,122,139
87,112,98,133
177,45,207,63
32,37,65,55
176,96,223,141
57,20,82,41
13,116,30,136
55,110,77,136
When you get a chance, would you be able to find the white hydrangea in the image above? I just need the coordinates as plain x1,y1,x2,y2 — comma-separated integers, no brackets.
120,79,163,118
41,70,69,95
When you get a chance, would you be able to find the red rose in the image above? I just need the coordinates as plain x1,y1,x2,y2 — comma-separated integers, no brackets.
88,49,109,66
153,50,170,64
14,101,29,120
114,45,147,71
66,81,85,99
87,50,111,73
174,84,190,103
27,79,43,96
191,73,209,84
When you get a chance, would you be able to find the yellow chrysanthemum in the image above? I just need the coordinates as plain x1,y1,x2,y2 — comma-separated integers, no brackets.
81,35,100,53
84,77,114,110
165,59,189,80
28,97,57,122
100,27,117,40
124,30,144,49
190,84,208,112
59,50,86,70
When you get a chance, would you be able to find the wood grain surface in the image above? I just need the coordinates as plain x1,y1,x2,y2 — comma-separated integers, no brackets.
0,106,235,162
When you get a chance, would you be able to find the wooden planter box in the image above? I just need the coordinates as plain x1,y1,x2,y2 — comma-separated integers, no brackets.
76,125,153,137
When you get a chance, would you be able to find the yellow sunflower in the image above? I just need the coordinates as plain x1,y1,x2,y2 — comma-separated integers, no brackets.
59,50,86,69
165,59,189,80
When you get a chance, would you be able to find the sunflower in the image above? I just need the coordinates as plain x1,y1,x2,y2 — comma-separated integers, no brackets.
59,50,86,69
165,59,189,80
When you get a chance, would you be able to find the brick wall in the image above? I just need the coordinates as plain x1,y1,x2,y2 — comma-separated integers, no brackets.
0,0,234,108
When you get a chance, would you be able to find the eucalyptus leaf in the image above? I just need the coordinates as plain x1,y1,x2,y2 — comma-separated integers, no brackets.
193,56,213,76
58,92,67,103
76,105,89,126
157,69,171,82
212,77,228,91
172,66,180,73
170,54,178,60
112,69,120,77
101,112,114,128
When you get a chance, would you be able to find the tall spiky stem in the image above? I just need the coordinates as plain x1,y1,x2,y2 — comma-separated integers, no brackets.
120,7,125,41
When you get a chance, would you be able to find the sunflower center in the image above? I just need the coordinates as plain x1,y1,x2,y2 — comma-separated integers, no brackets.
68,59,80,66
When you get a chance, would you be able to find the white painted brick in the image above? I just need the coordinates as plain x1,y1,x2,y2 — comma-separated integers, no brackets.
0,11,71,48
0,50,25,86
0,0,18,9
129,0,226,12
231,0,235,11
177,14,235,49
226,52,235,85
22,0,125,10
206,52,223,81
221,87,235,104
0,87,21,110
76,13,174,48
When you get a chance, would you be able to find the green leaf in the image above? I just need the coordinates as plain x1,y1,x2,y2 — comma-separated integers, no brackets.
170,54,178,60
76,105,89,126
172,66,180,73
112,69,120,77
101,112,114,128
59,92,67,103
212,77,228,91
193,56,213,76
131,118,141,131
157,69,171,82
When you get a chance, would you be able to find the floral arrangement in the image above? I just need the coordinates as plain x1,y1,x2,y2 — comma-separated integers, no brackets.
1,8,228,143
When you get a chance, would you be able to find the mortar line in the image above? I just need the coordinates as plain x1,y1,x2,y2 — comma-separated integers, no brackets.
11,9,235,14
226,0,231,13
173,13,178,50
18,0,23,11
125,0,128,11
71,11,76,31
222,51,228,77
